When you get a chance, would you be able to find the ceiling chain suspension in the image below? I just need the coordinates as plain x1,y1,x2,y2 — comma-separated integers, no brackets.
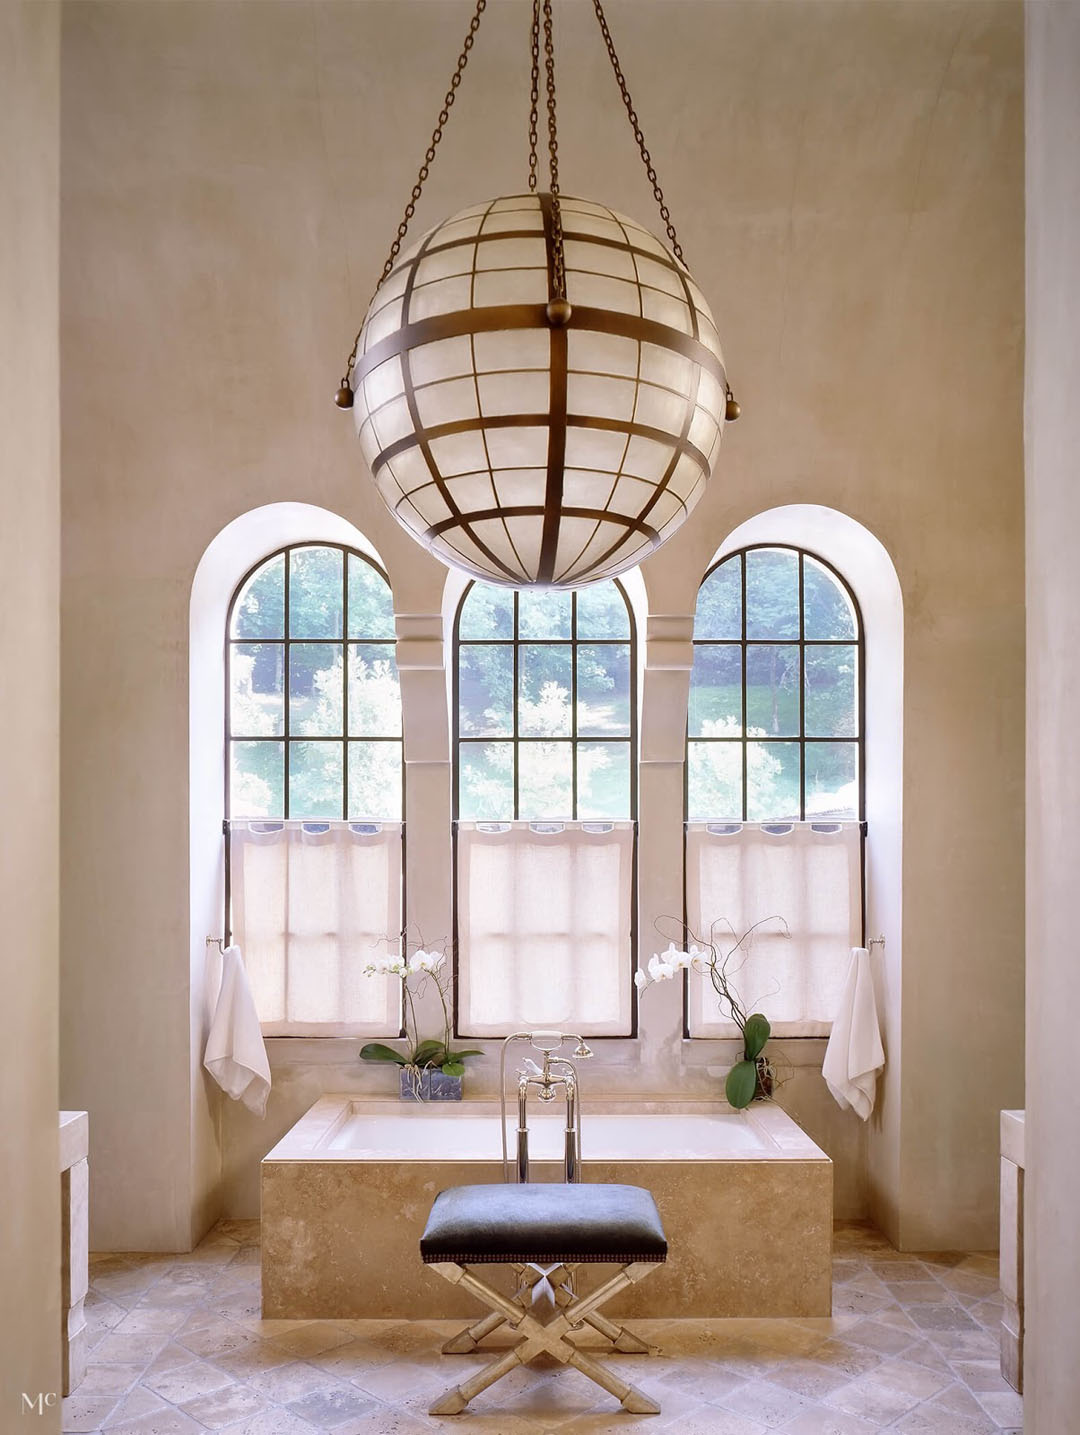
336,0,488,405
542,0,568,304
589,0,684,266
527,0,541,193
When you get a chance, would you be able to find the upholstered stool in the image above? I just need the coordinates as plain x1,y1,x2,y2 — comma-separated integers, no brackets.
421,1182,667,1416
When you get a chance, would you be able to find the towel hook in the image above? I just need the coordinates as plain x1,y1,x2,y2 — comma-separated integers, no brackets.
868,935,886,949
206,935,226,950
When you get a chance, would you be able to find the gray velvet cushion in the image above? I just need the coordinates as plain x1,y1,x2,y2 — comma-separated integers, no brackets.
420,1183,668,1265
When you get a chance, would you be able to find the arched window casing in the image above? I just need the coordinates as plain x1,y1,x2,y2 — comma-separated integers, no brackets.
452,579,637,1037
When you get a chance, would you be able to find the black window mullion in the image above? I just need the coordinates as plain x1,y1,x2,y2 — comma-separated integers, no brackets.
283,550,291,820
798,549,806,822
740,554,748,822
342,547,349,821
571,591,579,820
512,591,520,821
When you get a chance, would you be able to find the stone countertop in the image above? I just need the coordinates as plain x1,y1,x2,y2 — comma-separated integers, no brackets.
1001,1109,1025,1168
59,1110,88,1172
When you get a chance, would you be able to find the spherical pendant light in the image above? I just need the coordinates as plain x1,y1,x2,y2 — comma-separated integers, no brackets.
336,1,739,587
350,194,728,588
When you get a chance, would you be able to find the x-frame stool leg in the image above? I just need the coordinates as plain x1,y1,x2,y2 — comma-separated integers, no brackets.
427,1260,662,1416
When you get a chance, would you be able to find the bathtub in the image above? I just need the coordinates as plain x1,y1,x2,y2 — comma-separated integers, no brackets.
261,1096,832,1320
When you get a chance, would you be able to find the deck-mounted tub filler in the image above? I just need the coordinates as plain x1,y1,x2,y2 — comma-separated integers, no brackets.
261,1098,833,1320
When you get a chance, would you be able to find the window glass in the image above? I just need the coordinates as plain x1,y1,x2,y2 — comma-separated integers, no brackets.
227,546,401,819
688,548,861,821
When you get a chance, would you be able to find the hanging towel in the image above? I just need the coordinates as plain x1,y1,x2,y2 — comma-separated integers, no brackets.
823,946,884,1121
204,945,271,1116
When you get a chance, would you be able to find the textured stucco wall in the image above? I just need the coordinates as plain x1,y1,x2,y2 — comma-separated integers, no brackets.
1024,1,1080,1427
59,0,1024,1252
0,0,62,1424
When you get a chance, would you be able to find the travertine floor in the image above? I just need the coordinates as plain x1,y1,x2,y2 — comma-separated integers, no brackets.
69,1220,1022,1435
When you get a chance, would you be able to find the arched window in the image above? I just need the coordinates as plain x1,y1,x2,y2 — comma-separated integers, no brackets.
453,580,637,1036
227,543,402,820
687,546,862,822
225,542,402,1037
685,545,864,1039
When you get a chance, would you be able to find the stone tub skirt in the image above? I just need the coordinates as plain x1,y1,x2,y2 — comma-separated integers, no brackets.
261,1097,832,1320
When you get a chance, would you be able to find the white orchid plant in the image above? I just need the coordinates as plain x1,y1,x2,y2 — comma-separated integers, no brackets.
359,940,481,1081
635,916,791,1109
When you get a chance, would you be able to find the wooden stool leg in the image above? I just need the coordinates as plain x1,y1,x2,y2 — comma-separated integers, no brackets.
441,1308,505,1354
567,1346,661,1414
548,1267,658,1355
430,1344,526,1415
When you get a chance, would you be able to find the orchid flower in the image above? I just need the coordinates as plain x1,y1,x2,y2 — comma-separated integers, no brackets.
408,948,445,975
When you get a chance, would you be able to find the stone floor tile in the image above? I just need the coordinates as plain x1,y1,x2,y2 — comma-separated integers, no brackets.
885,1282,951,1305
905,1304,980,1332
101,1409,207,1435
720,1377,814,1427
219,1409,324,1435
142,1358,233,1404
175,1319,255,1360
61,1392,120,1432
76,1362,145,1395
658,1359,743,1404
971,1388,1025,1427
764,1357,850,1401
825,1371,926,1425
114,1306,193,1335
89,1331,171,1366
332,1407,434,1435
271,1321,356,1359
781,1409,880,1435
142,1343,201,1378
213,1337,296,1378
806,1338,882,1379
245,1359,342,1403
180,1381,272,1428
948,1358,1015,1393
288,1384,382,1429
867,1261,933,1283
842,1318,917,1357
831,1288,891,1318
351,1358,446,1404
102,1387,169,1428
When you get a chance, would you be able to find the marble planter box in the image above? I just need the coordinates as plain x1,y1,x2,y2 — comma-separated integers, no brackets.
261,1097,832,1320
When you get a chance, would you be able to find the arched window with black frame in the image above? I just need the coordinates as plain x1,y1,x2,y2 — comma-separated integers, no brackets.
685,545,865,1039
453,580,637,1037
225,542,404,1036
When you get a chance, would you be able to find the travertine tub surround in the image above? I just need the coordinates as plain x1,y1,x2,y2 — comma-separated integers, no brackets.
262,1097,831,1321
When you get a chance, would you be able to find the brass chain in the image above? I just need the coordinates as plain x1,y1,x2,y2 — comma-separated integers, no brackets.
542,0,567,300
340,0,487,386
590,0,685,265
527,0,541,192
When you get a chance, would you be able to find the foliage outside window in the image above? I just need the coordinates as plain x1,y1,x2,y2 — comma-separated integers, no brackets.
227,544,402,820
454,581,635,821
687,546,862,822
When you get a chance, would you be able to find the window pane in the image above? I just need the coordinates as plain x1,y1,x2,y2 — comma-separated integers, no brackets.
289,741,344,818
804,556,856,640
577,643,631,736
519,644,572,737
459,582,514,639
746,741,800,821
458,644,513,736
805,645,858,737
289,546,343,639
290,645,342,736
694,556,741,639
519,741,573,819
689,644,741,737
458,741,514,819
231,554,285,639
519,588,571,639
687,741,742,821
347,555,395,639
348,644,401,737
806,742,858,818
745,549,799,639
745,645,800,737
230,741,283,817
576,582,630,638
578,742,630,819
230,643,283,736
348,741,402,819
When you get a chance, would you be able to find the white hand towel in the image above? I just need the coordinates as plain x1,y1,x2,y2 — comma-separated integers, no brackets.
204,945,271,1116
823,946,885,1121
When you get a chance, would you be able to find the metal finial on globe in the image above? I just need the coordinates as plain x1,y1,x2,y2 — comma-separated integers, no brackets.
349,193,730,587
725,389,741,422
545,297,573,327
334,380,354,409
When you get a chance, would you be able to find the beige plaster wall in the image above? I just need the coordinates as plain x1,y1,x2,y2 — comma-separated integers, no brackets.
60,0,1023,1252
0,0,62,1423
1024,1,1080,1425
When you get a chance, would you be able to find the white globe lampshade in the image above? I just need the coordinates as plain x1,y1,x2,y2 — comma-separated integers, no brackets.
351,193,729,588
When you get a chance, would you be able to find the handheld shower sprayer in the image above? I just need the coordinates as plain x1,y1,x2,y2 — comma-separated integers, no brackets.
499,1031,593,1183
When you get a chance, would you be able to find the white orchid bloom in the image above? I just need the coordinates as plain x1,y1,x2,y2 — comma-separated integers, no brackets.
383,954,407,976
685,943,711,972
408,948,445,974
633,969,648,992
647,952,676,982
